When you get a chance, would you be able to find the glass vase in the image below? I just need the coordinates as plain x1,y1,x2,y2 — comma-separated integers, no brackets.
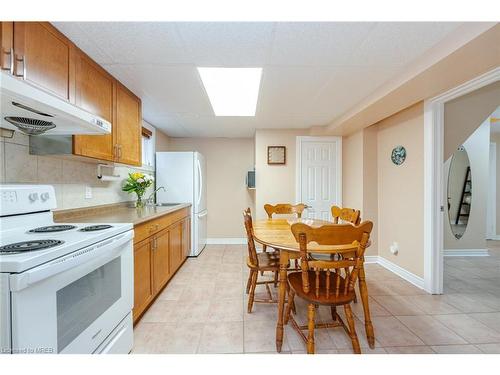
135,192,145,208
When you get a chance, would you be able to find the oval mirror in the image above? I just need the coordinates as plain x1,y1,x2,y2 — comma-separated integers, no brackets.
447,146,472,239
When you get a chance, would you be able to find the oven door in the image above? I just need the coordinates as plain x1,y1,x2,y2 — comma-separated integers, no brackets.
9,230,133,354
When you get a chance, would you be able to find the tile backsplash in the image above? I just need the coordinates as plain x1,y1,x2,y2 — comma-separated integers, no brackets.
0,131,155,210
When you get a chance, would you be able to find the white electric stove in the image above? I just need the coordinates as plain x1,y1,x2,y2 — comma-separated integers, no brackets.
0,184,134,354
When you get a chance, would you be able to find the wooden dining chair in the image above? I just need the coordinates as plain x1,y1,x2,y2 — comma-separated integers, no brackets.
331,205,361,225
262,203,308,272
264,203,308,219
284,221,373,354
243,208,281,313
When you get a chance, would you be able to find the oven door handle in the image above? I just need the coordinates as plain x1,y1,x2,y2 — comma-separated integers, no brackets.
9,231,133,292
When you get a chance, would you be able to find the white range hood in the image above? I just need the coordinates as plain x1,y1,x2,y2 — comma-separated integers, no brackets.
0,72,111,136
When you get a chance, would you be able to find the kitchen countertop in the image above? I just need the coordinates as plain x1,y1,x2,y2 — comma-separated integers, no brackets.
53,202,192,226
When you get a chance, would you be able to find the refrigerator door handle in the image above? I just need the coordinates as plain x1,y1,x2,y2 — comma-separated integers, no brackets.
196,158,203,208
198,210,208,218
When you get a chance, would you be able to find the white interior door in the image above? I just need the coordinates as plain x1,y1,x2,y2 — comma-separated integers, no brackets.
296,136,342,221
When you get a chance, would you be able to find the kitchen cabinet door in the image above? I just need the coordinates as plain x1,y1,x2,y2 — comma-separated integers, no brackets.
73,50,115,161
0,22,13,73
182,217,191,259
169,221,183,274
115,83,142,166
13,22,73,101
133,238,154,323
152,228,170,292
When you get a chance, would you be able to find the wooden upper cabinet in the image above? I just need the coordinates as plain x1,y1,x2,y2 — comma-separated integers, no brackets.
152,229,170,292
73,49,115,161
0,22,14,73
13,22,73,101
115,83,142,166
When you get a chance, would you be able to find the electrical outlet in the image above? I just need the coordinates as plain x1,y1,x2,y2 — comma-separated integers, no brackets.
390,242,399,255
85,186,92,199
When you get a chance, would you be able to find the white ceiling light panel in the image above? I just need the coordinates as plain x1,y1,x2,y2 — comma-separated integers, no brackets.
197,67,262,116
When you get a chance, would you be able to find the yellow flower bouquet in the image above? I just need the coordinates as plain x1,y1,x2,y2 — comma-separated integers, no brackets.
122,172,154,208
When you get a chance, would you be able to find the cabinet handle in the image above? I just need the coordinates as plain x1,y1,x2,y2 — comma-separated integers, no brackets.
149,223,159,233
13,54,26,79
1,48,13,74
118,145,122,159
151,237,157,250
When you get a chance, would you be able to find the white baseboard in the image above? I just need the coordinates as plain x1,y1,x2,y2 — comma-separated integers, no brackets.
206,238,247,245
364,256,379,264
377,256,425,290
444,249,489,257
487,235,500,241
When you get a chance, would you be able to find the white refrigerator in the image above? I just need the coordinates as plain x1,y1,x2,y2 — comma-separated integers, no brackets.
155,152,207,256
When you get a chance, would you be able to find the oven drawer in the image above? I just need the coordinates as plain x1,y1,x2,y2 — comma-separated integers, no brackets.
93,312,133,354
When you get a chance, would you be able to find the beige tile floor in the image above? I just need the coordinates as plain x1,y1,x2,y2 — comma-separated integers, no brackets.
132,242,500,354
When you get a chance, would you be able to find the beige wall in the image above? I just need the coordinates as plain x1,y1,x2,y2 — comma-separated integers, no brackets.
156,129,170,152
376,103,424,277
341,128,379,256
254,129,310,219
0,131,154,210
342,131,364,210
362,125,379,256
168,137,255,238
444,81,500,160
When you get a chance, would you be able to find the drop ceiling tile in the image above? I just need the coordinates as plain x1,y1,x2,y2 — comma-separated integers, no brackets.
308,66,400,118
53,22,114,64
176,22,275,66
68,22,189,64
104,64,213,115
257,66,339,117
352,22,462,66
269,22,376,66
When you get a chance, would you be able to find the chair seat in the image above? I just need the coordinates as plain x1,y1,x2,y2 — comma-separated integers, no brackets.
288,271,355,305
247,252,280,271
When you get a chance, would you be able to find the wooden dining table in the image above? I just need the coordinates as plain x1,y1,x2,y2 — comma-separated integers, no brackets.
252,218,376,352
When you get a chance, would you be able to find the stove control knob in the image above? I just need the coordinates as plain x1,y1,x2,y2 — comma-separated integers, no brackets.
41,192,50,201
29,192,39,202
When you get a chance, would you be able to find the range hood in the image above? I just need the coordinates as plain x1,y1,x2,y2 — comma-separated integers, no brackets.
0,72,111,136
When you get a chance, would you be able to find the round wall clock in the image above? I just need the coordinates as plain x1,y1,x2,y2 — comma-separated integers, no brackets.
391,145,406,165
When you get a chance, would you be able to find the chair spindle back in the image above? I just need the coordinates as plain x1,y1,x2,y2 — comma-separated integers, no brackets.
243,208,259,267
291,222,373,298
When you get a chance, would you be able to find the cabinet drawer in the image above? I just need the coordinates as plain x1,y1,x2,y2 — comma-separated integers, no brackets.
134,207,190,244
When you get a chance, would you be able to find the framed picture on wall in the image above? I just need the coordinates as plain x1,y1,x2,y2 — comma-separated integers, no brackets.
267,146,286,165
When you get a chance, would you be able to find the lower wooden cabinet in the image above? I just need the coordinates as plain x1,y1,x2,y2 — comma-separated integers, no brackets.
152,228,170,293
169,220,183,275
132,208,191,324
133,239,154,323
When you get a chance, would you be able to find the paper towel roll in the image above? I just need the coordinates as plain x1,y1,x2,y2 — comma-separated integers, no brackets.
97,175,121,182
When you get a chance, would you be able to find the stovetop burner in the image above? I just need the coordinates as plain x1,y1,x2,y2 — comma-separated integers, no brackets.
0,239,64,254
79,225,113,232
29,225,77,233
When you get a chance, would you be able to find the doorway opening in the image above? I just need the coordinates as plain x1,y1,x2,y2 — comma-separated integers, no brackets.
424,68,500,294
